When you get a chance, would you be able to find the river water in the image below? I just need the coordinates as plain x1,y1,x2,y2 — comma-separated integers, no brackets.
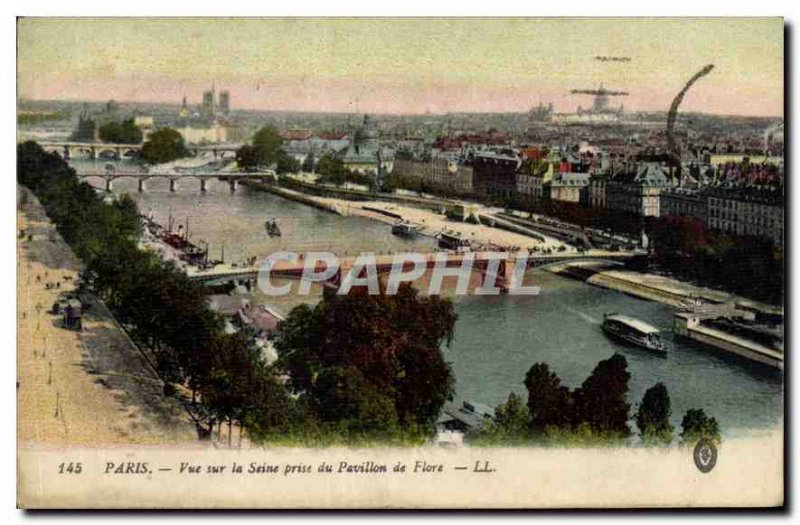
78,164,783,437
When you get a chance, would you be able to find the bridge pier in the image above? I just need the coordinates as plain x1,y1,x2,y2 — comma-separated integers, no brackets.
105,178,114,192
114,147,122,161
229,179,238,192
169,179,179,192
90,147,97,160
62,146,70,160
138,179,147,192
200,179,209,192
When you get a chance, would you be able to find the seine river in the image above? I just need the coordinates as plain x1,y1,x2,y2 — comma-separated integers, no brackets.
78,167,783,437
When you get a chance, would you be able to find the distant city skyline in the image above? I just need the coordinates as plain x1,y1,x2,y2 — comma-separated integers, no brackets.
18,18,784,117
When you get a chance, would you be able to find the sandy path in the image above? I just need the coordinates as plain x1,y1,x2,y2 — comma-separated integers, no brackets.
17,187,199,447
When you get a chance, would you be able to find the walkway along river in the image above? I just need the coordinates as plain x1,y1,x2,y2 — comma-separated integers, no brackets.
83,171,783,438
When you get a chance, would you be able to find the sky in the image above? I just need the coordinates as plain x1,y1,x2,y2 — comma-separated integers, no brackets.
17,18,784,116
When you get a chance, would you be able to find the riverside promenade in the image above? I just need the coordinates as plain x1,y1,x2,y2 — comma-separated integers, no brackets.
17,187,198,446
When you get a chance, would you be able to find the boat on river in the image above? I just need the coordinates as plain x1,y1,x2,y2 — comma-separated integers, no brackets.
438,230,471,251
602,313,666,354
265,218,281,237
391,220,419,238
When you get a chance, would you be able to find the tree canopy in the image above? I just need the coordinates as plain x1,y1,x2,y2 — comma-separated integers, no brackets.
636,382,674,445
273,283,457,438
140,128,189,164
99,119,143,144
680,408,721,444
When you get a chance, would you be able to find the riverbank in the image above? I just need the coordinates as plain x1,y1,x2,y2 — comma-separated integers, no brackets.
243,180,568,252
17,186,199,446
548,260,783,318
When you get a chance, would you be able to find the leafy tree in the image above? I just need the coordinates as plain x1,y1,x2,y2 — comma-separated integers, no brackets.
235,144,262,171
524,363,571,435
99,119,143,143
235,125,286,170
273,283,457,437
494,392,531,436
18,140,297,447
310,366,399,436
276,153,301,175
141,128,189,164
316,153,348,187
573,353,631,437
252,125,284,165
680,408,721,444
636,382,674,445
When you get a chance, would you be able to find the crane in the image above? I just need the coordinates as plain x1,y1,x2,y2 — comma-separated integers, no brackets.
666,64,714,169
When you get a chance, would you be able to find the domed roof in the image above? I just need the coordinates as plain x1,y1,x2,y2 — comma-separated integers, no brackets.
355,114,379,142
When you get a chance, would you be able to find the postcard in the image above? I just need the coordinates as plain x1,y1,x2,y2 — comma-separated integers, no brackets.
16,17,784,509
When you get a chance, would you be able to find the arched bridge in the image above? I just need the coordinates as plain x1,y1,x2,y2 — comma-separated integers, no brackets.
38,141,243,161
185,250,646,293
76,170,276,192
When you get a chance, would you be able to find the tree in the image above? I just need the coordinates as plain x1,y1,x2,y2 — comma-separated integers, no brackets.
310,366,399,436
99,119,143,143
316,153,348,187
141,128,189,164
636,382,674,445
573,353,631,437
235,145,262,171
252,125,284,165
524,363,571,436
680,408,721,444
273,283,457,437
235,125,286,170
276,153,301,175
494,392,531,437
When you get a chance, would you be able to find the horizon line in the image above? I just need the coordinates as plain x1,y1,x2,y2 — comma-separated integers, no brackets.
17,96,784,120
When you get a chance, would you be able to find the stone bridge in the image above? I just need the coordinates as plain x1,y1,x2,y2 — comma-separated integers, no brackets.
76,170,275,192
39,141,243,161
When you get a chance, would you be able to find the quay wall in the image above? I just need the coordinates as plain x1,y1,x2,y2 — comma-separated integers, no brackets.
675,322,783,370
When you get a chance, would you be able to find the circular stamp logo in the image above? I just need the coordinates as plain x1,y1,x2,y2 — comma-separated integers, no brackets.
693,438,718,473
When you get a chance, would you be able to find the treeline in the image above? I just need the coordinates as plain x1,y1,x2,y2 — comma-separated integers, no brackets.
474,353,720,447
650,215,783,305
236,125,300,174
18,141,290,443
18,110,69,126
512,198,783,304
18,140,459,445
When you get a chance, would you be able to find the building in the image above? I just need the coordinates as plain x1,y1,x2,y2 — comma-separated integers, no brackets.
706,187,783,246
606,162,673,217
660,187,707,221
391,157,473,194
589,172,610,208
471,149,521,201
176,122,243,145
202,88,215,119
218,90,230,116
516,171,549,203
549,172,591,204
71,110,97,142
342,114,394,175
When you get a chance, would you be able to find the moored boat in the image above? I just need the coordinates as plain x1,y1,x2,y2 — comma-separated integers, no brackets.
391,220,419,237
438,230,471,251
602,313,666,354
